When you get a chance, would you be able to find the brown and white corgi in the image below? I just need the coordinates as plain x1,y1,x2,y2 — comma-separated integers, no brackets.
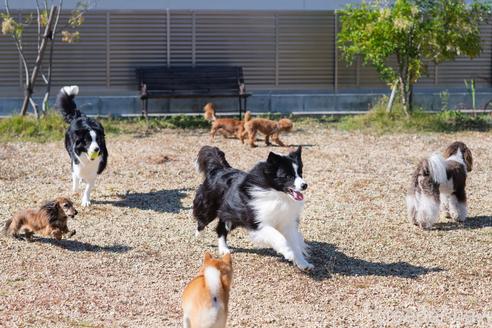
182,252,233,328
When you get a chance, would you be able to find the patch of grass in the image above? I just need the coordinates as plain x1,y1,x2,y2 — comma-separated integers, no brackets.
0,111,338,143
340,97,492,133
0,112,66,142
0,113,210,143
292,115,341,128
1,103,490,143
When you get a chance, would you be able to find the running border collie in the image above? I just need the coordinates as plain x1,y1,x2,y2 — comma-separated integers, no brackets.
193,146,312,270
56,86,108,207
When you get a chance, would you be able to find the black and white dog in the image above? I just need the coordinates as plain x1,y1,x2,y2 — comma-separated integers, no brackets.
193,146,312,270
56,86,108,207
406,141,473,229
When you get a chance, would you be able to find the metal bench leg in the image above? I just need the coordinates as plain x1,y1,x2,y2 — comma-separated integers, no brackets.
144,99,149,119
238,96,242,120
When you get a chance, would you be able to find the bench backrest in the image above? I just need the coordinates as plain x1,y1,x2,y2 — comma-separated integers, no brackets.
136,66,244,94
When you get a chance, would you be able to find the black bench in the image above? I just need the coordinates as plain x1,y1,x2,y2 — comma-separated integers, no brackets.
136,66,251,118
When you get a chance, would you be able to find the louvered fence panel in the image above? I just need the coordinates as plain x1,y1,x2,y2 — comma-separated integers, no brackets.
195,12,276,86
277,12,333,87
109,11,167,87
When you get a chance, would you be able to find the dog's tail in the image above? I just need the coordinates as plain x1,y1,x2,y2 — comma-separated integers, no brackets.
195,146,231,176
3,219,12,236
56,85,81,123
204,266,222,302
427,152,448,184
243,111,252,122
203,103,217,121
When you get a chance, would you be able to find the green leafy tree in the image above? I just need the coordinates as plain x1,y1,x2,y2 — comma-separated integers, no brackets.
1,1,90,117
337,0,491,115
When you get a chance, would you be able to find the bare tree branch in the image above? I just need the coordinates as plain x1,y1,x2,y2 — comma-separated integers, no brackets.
42,0,63,113
34,0,42,51
41,71,49,84
29,97,39,118
4,0,30,86
20,5,57,115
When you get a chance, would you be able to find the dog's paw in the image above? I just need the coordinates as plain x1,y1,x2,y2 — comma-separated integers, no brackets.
218,245,231,255
442,211,451,219
67,230,76,238
454,216,466,223
449,211,460,221
296,260,314,271
52,231,63,240
281,249,295,262
81,198,91,207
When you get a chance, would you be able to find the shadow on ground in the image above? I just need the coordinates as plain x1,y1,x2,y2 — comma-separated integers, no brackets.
232,241,442,281
434,215,492,231
268,143,317,148
96,188,191,213
34,238,132,253
288,144,317,148
248,142,317,148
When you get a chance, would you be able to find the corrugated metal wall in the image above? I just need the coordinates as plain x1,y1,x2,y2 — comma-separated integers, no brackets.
0,10,491,95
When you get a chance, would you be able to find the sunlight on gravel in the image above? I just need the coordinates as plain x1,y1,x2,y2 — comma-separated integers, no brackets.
0,127,491,327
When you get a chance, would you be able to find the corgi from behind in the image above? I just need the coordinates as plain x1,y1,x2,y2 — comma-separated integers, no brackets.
182,252,233,328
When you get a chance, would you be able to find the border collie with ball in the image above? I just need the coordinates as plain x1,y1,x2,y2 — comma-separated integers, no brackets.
193,145,312,270
56,85,108,207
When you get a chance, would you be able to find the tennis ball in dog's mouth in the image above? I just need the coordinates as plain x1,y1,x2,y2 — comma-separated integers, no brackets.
89,151,99,160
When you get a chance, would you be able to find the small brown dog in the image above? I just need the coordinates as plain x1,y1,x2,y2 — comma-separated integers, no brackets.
3,197,77,241
203,102,251,140
241,117,293,147
182,252,233,328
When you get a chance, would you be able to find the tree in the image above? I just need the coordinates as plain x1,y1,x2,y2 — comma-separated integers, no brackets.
1,1,89,117
337,0,491,115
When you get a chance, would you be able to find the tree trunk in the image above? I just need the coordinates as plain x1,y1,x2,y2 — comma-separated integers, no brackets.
20,6,57,116
408,84,414,113
399,77,410,117
386,82,398,113
42,1,63,114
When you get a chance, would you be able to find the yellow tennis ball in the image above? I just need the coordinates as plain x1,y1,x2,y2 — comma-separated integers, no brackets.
89,151,99,160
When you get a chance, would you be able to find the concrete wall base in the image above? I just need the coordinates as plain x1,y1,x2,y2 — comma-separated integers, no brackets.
1,91,490,116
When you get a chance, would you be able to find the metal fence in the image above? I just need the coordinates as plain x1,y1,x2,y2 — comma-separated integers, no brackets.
0,10,491,96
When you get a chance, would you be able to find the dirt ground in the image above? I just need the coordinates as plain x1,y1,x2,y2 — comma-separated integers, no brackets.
0,126,491,327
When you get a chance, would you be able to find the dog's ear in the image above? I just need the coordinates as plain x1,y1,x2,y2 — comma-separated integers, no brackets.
288,146,302,161
41,200,62,223
420,159,430,176
464,147,473,172
222,253,232,266
267,152,282,165
204,252,213,262
217,149,231,168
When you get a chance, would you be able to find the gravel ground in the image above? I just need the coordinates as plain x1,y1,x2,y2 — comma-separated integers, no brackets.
0,126,491,327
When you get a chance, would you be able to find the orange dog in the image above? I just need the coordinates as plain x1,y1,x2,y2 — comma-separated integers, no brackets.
3,197,77,241
182,252,233,328
203,102,251,140
241,117,293,147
